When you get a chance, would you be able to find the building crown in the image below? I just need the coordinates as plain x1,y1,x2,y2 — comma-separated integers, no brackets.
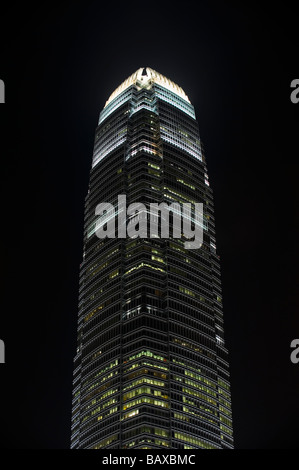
104,67,190,108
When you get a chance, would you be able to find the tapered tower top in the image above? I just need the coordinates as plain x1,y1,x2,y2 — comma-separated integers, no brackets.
104,67,191,108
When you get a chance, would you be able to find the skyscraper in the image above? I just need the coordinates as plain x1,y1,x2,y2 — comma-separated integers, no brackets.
71,68,233,449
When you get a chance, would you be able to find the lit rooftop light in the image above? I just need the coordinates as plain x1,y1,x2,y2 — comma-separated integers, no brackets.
104,67,191,108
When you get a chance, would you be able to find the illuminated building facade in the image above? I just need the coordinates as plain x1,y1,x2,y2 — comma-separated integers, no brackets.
71,68,233,449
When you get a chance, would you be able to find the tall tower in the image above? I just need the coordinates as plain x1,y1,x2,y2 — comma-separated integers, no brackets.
71,68,233,449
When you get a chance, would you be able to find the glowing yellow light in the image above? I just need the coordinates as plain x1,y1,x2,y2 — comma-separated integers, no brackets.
104,67,191,108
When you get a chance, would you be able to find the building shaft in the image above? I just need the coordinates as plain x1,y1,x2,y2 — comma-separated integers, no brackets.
71,68,233,449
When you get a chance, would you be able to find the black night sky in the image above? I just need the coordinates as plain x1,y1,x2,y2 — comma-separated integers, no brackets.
0,1,298,450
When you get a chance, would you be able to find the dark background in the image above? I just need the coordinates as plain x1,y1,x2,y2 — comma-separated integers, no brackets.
0,1,298,449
